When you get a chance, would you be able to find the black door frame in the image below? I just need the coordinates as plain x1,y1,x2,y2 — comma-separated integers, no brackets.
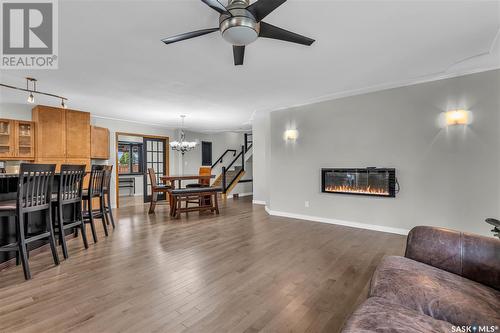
143,137,168,203
201,141,213,166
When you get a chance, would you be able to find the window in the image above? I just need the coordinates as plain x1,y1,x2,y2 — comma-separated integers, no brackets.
118,142,143,175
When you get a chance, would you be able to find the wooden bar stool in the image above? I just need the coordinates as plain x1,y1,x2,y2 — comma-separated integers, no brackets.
148,168,172,214
0,163,60,280
102,165,115,229
52,164,88,259
82,165,107,243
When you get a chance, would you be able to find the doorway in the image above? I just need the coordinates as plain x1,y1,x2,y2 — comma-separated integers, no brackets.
202,141,212,166
115,133,169,208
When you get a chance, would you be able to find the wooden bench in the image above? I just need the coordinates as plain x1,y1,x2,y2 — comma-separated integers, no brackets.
169,187,222,219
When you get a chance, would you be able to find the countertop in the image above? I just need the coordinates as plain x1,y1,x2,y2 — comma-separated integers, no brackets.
0,173,19,178
0,173,83,178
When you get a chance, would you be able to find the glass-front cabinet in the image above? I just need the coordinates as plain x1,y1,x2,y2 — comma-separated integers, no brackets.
16,121,34,159
0,119,35,160
0,119,14,158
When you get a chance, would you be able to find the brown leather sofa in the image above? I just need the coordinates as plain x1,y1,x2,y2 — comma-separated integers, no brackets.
342,226,500,332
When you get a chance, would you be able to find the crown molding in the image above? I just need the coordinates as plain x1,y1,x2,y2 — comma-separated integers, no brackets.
253,66,500,117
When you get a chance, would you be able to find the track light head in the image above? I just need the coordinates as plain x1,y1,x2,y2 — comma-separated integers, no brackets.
27,93,35,104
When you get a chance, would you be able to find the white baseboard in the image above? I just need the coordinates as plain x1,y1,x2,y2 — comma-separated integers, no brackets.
264,207,409,236
252,200,267,205
226,192,253,199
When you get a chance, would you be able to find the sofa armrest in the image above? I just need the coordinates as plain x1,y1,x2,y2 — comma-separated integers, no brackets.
405,226,500,290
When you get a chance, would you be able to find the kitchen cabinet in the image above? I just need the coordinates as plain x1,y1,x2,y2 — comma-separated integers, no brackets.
0,119,35,160
32,106,67,159
91,126,110,159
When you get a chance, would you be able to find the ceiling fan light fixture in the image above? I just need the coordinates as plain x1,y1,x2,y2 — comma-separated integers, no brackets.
220,16,259,46
161,0,315,65
222,25,258,45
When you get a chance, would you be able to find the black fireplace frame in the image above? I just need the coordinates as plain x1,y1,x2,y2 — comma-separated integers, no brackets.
321,168,397,198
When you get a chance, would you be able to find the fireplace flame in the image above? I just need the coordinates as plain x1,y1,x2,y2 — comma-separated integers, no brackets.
325,185,389,196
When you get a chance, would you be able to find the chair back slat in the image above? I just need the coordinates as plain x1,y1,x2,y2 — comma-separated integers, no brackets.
17,163,56,211
89,165,106,197
102,165,113,193
148,168,157,189
59,165,86,203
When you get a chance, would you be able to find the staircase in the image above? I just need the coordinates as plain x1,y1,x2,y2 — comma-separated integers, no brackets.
212,166,245,198
211,133,252,198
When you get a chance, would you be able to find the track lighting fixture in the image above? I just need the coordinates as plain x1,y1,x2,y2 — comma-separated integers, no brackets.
0,77,68,107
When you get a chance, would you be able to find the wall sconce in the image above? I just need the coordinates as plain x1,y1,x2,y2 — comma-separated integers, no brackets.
444,109,472,126
284,129,299,141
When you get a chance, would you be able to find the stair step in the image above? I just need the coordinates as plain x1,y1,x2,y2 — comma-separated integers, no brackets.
223,171,246,198
212,169,242,187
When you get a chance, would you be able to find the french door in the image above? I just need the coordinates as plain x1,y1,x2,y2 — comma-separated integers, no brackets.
143,137,167,203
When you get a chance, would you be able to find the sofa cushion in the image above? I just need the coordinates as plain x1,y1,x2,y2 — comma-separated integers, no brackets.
370,256,500,327
341,297,453,333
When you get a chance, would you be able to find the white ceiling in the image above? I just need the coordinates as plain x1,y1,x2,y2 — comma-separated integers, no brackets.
1,0,499,132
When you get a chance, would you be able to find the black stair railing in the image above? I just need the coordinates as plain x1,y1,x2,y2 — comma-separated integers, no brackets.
244,133,253,152
211,149,237,169
221,145,245,193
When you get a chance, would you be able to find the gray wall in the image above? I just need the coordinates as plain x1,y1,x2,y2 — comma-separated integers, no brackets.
252,112,271,204
258,69,500,236
0,103,32,120
181,130,253,196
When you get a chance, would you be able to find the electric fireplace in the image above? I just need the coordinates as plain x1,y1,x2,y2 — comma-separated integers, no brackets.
321,168,397,198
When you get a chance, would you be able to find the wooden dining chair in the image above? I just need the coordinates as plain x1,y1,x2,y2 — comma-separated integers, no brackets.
148,168,172,214
185,166,211,188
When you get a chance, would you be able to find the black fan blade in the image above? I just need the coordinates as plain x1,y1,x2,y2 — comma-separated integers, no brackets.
259,22,315,46
247,0,287,22
162,28,219,45
233,45,245,66
201,0,231,15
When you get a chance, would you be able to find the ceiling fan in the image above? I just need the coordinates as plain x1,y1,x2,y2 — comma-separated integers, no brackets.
161,0,315,66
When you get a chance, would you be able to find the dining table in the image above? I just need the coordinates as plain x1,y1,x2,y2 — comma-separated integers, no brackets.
160,174,215,189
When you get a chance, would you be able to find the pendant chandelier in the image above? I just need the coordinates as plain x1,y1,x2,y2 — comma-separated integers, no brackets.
170,115,197,155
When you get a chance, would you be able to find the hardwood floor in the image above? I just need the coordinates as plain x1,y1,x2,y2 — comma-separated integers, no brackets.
120,194,145,207
0,197,405,333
